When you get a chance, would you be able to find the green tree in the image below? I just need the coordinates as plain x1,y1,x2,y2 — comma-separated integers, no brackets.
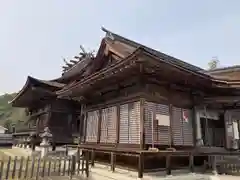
208,57,220,70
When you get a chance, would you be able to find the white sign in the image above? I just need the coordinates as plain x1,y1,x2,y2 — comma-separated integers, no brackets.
233,121,239,139
156,114,170,126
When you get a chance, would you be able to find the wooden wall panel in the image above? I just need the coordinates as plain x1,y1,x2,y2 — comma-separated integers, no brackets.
144,102,154,145
172,107,183,146
119,101,141,144
172,107,193,146
107,106,117,143
86,110,99,143
48,112,73,143
144,102,170,146
156,104,171,145
182,108,194,146
144,101,194,147
119,104,129,144
129,101,141,144
100,106,117,143
100,108,108,143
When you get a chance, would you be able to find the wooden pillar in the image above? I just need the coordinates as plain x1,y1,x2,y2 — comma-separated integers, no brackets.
65,145,69,156
189,153,194,173
79,114,83,143
110,152,116,172
116,104,120,145
85,150,89,177
138,153,144,178
97,109,102,144
192,106,197,146
211,155,217,175
83,107,88,143
79,104,85,143
52,143,56,151
166,154,171,175
140,98,145,150
91,150,95,167
32,142,36,151
169,104,173,147
194,107,204,146
36,117,40,134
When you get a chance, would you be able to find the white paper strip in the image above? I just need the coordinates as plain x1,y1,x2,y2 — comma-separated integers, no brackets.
233,121,239,140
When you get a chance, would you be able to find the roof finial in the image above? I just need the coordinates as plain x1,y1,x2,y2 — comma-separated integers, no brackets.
101,27,114,40
106,31,114,40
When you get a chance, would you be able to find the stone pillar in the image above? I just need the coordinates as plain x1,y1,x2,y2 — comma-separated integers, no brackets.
195,107,203,146
40,143,50,157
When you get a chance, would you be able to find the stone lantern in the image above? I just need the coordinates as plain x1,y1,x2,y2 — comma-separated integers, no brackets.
39,127,52,157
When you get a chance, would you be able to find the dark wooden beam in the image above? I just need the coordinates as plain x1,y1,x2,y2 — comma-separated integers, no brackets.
169,104,173,147
203,96,240,104
116,104,120,145
140,98,145,150
97,109,102,144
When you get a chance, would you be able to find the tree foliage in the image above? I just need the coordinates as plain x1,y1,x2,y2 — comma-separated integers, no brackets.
0,93,27,129
208,57,220,70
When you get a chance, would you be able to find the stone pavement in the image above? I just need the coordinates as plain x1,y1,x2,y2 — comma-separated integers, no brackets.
0,147,29,157
42,174,240,180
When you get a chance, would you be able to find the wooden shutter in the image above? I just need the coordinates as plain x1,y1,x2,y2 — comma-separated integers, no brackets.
106,106,117,143
182,109,193,146
119,104,129,144
86,110,99,143
92,110,99,142
86,111,93,142
100,108,108,143
156,104,170,145
144,102,154,145
129,102,140,144
144,102,170,146
172,107,183,146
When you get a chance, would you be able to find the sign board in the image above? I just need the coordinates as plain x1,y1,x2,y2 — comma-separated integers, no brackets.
156,114,170,126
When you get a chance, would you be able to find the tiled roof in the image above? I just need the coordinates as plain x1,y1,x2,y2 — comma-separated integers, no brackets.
9,76,62,105
53,57,93,83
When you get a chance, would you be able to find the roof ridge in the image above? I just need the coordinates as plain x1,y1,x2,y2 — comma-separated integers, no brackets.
101,27,203,72
203,65,240,73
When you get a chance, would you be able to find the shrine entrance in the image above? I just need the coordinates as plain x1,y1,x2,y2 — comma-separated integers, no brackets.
200,114,225,147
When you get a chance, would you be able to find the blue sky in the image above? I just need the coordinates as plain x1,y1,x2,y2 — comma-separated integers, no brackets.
0,0,240,94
